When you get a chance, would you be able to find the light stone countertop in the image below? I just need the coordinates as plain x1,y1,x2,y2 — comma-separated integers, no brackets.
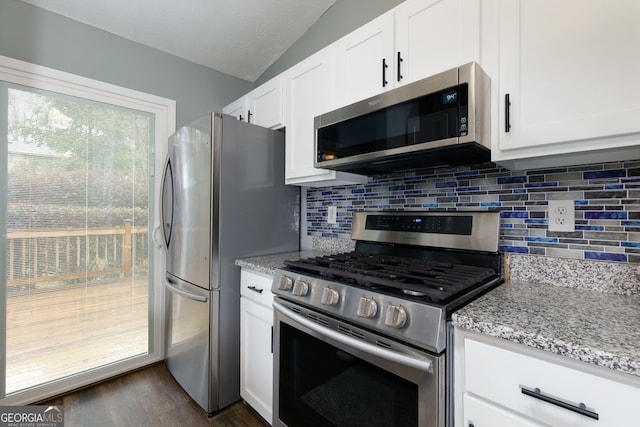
238,249,640,379
452,279,640,377
235,250,331,276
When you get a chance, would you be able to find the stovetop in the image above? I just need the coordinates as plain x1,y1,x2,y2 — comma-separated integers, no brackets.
283,252,498,304
271,211,504,353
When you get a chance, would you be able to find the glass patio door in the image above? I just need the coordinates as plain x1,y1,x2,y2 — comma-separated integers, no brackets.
2,83,154,396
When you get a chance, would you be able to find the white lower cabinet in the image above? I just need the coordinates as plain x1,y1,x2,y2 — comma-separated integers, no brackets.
240,269,274,424
455,329,640,427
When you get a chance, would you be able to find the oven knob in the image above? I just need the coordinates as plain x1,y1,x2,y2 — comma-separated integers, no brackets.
277,275,293,291
292,279,309,296
384,304,407,329
356,296,378,319
321,287,339,306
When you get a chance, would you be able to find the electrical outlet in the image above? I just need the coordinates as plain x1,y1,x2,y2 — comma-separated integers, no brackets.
327,206,337,224
548,200,575,232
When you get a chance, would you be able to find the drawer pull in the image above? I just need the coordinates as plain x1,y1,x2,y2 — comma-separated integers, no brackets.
247,286,264,294
520,386,599,420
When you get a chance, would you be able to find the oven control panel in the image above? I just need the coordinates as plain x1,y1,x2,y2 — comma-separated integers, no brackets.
272,269,447,353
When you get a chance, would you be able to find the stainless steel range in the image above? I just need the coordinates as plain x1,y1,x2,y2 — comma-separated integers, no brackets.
272,211,503,427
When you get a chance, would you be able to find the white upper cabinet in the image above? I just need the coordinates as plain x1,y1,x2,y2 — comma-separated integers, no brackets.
223,76,284,129
283,48,368,186
394,0,480,85
334,13,395,106
334,0,481,107
490,0,640,169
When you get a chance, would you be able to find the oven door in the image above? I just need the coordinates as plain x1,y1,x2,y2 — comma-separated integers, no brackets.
273,298,444,427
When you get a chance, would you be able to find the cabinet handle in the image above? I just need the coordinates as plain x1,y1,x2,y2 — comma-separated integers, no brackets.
271,326,274,354
247,110,252,123
504,93,511,133
520,386,599,420
247,285,264,294
382,58,389,87
397,52,403,82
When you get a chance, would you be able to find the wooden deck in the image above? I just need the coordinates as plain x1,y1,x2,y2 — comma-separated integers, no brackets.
6,274,149,394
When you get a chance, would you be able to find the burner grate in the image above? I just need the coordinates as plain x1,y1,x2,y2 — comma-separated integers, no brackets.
284,252,497,303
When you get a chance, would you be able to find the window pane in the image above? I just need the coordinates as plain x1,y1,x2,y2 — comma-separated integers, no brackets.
5,86,152,394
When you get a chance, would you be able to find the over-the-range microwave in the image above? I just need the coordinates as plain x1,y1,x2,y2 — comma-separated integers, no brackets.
314,62,490,176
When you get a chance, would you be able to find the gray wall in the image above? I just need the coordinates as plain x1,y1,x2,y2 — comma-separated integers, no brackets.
1,0,403,124
255,0,404,85
0,0,252,127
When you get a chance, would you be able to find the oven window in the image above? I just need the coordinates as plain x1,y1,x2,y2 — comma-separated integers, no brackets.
279,323,418,427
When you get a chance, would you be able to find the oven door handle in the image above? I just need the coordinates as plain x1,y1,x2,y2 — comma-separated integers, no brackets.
274,301,433,373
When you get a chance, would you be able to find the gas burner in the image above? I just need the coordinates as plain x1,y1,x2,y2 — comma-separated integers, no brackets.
284,252,497,303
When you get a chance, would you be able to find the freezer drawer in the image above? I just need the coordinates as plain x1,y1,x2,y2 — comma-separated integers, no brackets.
165,274,216,413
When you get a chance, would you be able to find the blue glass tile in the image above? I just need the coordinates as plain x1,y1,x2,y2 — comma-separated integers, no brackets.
498,176,527,184
575,225,605,231
378,204,391,209
447,192,457,197
622,221,640,226
585,252,627,262
525,219,547,225
457,187,481,192
501,211,529,218
321,190,333,196
525,237,558,243
404,190,423,195
584,211,627,219
351,188,365,194
513,189,526,194
455,170,479,177
525,182,558,188
481,202,502,207
422,203,438,208
501,223,513,228
583,169,626,179
404,176,423,182
621,241,640,248
605,184,624,190
321,232,333,237
500,246,529,254
575,200,588,206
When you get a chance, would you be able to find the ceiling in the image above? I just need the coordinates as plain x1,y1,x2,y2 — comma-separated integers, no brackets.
20,0,336,82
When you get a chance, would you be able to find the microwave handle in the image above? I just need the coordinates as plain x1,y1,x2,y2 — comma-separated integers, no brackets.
273,300,433,373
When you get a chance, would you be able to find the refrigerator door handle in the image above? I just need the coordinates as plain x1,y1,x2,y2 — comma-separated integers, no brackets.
165,279,208,303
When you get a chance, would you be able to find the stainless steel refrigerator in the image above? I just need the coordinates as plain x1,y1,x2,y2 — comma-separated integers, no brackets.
160,113,299,415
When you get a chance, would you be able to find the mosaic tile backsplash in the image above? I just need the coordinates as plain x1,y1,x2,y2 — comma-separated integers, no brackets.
305,160,640,263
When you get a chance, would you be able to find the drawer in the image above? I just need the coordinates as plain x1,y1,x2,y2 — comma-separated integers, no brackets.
240,269,274,307
464,338,640,426
463,392,544,427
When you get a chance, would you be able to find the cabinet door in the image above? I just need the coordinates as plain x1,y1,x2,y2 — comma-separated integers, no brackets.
240,297,273,424
334,12,395,107
248,76,283,129
223,97,247,121
395,0,481,85
283,49,367,186
497,0,640,153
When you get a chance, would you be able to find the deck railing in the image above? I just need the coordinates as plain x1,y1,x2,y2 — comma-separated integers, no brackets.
6,220,148,287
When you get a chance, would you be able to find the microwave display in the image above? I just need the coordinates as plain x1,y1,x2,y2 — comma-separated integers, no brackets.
316,83,468,163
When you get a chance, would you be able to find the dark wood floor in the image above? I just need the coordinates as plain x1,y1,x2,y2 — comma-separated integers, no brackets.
41,363,270,427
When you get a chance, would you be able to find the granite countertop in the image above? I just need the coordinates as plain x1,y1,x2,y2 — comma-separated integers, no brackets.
235,250,330,276
452,279,640,378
